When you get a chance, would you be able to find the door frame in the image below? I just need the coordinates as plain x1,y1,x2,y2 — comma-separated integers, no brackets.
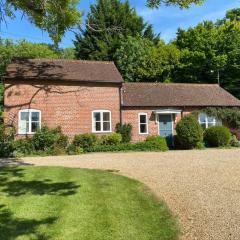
157,113,174,144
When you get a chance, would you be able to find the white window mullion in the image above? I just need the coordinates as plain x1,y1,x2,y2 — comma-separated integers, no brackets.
100,112,103,132
29,111,32,134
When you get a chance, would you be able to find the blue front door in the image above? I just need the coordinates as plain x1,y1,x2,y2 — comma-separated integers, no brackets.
159,114,173,146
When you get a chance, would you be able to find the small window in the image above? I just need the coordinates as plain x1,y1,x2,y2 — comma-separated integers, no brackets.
139,113,148,134
19,109,41,134
92,110,112,133
198,113,221,129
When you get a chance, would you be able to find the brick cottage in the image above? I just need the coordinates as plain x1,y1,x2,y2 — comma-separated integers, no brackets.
4,59,240,143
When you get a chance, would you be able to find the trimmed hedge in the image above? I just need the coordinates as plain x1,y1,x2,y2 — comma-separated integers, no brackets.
176,115,203,149
72,133,97,149
204,126,231,147
86,138,168,153
101,133,122,145
146,135,169,151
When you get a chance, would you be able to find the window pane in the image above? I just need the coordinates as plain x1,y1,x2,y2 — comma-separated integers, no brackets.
103,122,110,131
31,112,39,121
199,113,206,123
140,124,147,133
20,120,29,133
103,112,110,121
200,123,207,129
31,122,40,133
140,114,147,124
21,112,29,121
94,112,101,122
95,122,101,131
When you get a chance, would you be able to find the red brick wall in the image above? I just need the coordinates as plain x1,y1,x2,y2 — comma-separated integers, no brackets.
122,107,195,142
4,80,121,138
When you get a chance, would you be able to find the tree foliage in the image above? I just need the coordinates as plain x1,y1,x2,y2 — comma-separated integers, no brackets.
115,36,180,82
0,39,60,110
147,0,203,8
225,8,240,22
174,11,240,99
0,39,59,79
0,0,82,46
74,0,159,61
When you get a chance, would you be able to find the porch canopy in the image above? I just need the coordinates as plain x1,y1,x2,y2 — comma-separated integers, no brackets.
153,109,182,114
153,109,182,123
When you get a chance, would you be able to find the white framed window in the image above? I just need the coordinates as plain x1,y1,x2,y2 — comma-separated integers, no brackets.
139,113,148,134
92,110,112,133
198,113,221,129
19,109,41,134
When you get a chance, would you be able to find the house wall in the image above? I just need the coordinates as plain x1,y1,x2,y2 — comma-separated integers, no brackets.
4,79,121,138
122,107,197,142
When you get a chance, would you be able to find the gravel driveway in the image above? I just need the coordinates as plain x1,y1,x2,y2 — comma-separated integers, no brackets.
1,149,240,240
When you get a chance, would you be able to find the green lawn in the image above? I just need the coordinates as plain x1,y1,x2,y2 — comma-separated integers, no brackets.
0,166,179,240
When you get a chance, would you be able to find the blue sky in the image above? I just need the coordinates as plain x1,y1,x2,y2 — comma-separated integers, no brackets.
0,0,239,48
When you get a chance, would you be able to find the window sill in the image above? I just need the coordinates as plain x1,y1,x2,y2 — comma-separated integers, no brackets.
18,132,36,135
92,131,112,134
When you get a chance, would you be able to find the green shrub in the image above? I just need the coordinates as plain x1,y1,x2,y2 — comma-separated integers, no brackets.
204,126,231,147
146,135,169,151
67,144,84,155
13,138,34,155
196,142,205,150
86,143,131,152
54,134,68,149
230,135,240,148
33,126,68,152
72,133,97,149
176,115,203,149
134,140,168,151
116,123,132,143
0,142,14,157
87,140,168,153
0,123,15,157
101,133,122,145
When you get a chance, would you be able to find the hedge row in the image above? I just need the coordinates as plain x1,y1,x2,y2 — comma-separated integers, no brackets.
86,137,169,153
11,127,168,157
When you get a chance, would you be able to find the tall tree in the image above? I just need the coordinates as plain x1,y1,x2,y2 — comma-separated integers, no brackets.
74,0,157,61
0,1,82,47
147,0,203,8
0,39,60,110
115,36,180,82
173,11,240,99
225,8,240,21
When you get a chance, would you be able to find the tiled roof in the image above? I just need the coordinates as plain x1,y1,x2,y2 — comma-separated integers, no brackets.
122,83,240,107
5,59,123,83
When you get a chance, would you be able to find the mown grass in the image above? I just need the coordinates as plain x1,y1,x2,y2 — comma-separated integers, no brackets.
0,166,179,240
